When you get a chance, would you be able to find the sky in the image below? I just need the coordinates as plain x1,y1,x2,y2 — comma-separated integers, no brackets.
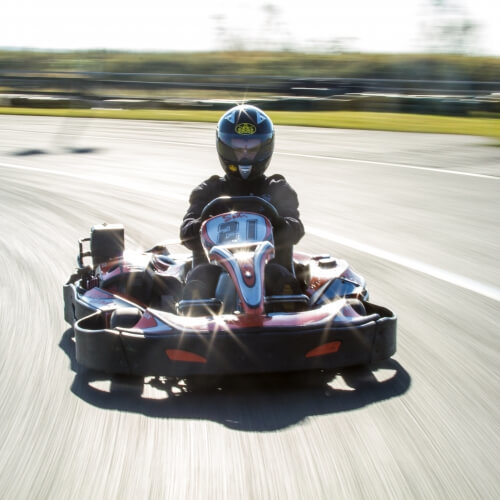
1,0,499,55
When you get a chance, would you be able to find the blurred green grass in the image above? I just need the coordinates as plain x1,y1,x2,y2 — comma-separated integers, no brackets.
0,107,498,140
2,50,499,81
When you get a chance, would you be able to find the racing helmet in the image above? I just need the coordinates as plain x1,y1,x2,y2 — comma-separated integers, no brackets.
216,104,275,181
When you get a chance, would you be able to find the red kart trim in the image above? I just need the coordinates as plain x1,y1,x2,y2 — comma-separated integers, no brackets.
135,312,158,329
165,349,207,363
306,341,342,358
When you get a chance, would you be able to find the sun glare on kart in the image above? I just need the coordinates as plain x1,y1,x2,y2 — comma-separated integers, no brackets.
64,197,397,377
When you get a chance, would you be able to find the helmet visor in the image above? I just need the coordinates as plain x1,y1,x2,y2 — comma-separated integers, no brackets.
231,138,261,162
218,132,274,164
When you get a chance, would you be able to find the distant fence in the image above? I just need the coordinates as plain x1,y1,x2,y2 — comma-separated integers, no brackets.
1,71,499,115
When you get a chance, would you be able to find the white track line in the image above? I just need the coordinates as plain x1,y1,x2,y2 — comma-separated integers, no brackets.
0,161,187,201
1,123,496,179
307,225,500,302
278,152,499,180
2,160,499,302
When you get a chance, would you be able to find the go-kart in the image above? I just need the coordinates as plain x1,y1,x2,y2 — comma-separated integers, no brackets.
63,196,396,376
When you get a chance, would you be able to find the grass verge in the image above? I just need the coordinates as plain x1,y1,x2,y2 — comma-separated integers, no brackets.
0,107,499,140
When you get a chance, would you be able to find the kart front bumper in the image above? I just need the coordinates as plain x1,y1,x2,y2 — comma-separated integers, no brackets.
73,303,396,377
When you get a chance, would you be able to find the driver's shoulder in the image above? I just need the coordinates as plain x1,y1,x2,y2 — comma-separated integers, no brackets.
205,174,224,185
266,173,295,192
195,175,224,192
189,175,224,204
267,173,286,183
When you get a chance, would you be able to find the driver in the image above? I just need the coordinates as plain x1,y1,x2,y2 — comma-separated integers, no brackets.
180,104,304,299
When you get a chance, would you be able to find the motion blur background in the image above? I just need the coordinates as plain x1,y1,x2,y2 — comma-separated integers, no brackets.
1,0,499,120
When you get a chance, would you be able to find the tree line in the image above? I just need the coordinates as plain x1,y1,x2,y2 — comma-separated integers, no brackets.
0,50,498,82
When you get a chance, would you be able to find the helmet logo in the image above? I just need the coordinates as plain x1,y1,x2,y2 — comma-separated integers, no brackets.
238,165,253,179
224,110,237,123
235,123,257,135
256,111,267,124
228,164,238,172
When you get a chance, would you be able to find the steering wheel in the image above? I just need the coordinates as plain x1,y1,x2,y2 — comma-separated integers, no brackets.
200,196,281,225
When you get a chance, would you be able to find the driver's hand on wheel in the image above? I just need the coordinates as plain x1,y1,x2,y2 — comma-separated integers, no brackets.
190,218,202,233
274,216,286,226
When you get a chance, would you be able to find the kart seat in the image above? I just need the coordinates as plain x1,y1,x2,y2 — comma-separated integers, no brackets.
177,298,223,316
149,274,183,311
265,294,309,313
100,269,153,305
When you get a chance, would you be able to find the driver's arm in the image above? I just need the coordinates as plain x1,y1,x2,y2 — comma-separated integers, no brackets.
269,176,305,246
180,176,219,251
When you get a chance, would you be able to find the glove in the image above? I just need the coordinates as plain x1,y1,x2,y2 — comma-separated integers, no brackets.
191,218,202,234
273,216,287,230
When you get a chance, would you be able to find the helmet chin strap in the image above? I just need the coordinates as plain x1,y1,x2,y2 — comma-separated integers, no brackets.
238,165,252,179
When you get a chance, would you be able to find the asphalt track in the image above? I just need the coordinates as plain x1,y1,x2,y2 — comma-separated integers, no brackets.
0,115,499,499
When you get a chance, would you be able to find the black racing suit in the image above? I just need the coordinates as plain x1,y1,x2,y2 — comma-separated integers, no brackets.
180,173,305,298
